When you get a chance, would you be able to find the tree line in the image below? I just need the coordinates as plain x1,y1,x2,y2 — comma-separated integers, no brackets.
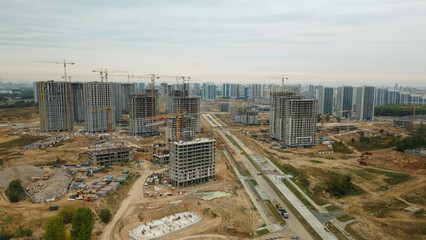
375,104,426,117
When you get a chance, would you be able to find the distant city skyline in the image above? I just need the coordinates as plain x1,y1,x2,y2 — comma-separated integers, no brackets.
0,1,425,87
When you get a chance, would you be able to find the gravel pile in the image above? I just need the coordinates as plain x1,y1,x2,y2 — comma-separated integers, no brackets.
0,165,44,190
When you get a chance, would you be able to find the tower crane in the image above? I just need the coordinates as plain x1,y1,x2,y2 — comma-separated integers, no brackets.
401,105,417,122
269,74,289,92
30,59,75,82
92,68,128,82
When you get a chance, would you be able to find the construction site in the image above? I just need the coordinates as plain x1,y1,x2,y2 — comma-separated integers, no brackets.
0,72,425,240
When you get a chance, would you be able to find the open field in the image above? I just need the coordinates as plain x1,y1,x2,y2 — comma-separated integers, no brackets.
218,111,425,240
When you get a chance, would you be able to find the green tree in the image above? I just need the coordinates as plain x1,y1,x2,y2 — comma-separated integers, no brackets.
336,117,342,122
59,204,77,224
325,114,331,122
99,208,112,223
71,207,94,240
44,216,66,240
5,179,25,203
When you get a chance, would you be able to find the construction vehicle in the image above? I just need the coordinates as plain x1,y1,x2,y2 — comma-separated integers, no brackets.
43,172,49,180
359,161,368,166
49,205,59,211
274,202,289,218
84,197,94,202
241,150,244,154
76,190,87,196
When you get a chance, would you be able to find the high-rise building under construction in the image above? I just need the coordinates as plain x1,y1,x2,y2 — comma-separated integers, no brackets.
128,90,159,136
121,83,136,114
270,92,317,148
169,138,216,187
83,82,118,133
35,81,73,132
166,89,201,132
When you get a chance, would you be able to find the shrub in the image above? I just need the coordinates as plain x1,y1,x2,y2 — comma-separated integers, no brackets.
59,204,77,224
5,179,25,203
326,173,362,197
99,209,111,223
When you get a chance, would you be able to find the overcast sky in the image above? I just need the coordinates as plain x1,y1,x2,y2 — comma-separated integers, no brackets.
0,0,425,87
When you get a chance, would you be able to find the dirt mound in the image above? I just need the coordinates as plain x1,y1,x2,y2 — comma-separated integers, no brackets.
0,165,44,190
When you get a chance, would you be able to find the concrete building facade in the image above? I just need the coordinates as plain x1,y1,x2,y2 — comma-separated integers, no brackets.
71,82,85,122
83,83,117,133
169,138,216,188
87,148,132,165
129,91,159,136
230,106,259,125
336,86,354,119
355,86,375,121
317,86,333,115
35,81,73,132
121,83,137,114
202,83,216,102
270,92,316,148
167,94,201,132
166,116,197,144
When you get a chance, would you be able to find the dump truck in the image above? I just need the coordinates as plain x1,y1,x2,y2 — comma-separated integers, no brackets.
43,172,49,180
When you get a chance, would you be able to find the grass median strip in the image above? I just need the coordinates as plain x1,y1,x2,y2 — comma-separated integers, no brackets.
282,179,316,211
227,134,322,240
250,179,258,186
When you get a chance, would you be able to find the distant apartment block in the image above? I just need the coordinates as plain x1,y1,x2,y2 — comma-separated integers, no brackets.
121,83,136,114
169,138,216,187
317,86,334,115
230,106,259,125
88,148,132,165
218,102,230,112
355,86,375,121
35,81,73,132
71,82,85,122
202,83,216,102
336,86,354,119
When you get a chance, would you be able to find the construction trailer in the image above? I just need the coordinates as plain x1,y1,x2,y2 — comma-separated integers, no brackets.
35,81,73,132
165,115,197,144
83,82,120,133
87,147,132,165
169,138,216,188
128,91,159,136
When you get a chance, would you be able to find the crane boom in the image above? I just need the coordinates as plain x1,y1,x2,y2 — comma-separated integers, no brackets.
30,59,75,83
